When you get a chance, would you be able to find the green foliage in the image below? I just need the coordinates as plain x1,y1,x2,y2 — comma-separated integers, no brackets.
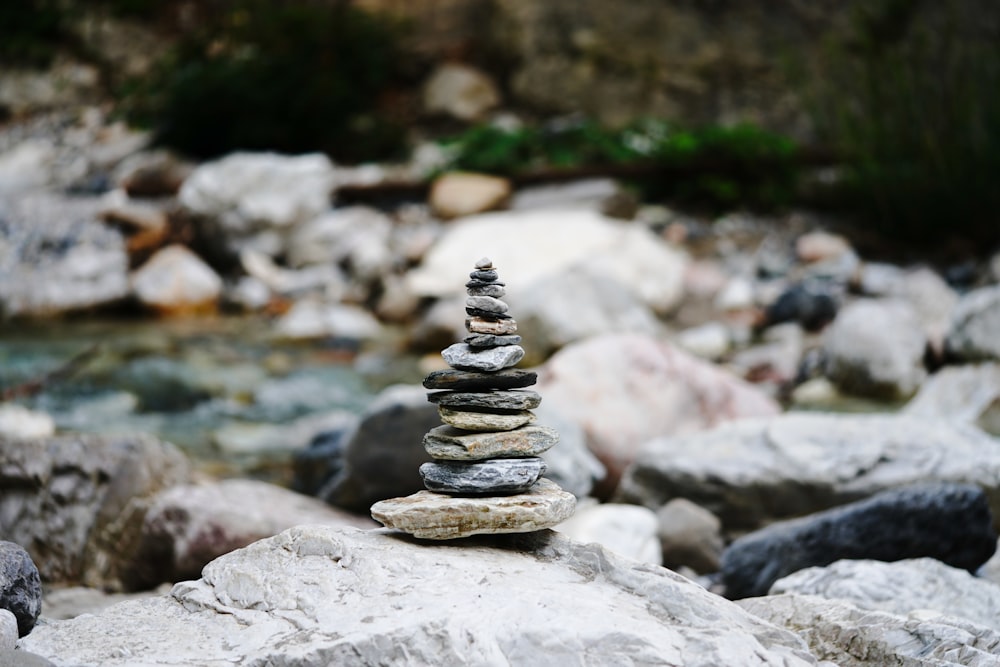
808,0,1000,245
120,1,406,162
0,1,70,67
438,118,800,210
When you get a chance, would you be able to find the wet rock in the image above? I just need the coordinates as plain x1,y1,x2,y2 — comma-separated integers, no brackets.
555,501,661,565
0,542,42,637
429,172,512,220
656,499,724,575
536,333,780,493
616,413,1000,533
822,299,927,400
423,424,559,460
20,525,819,665
131,245,222,315
0,405,54,440
0,433,192,590
905,363,1000,436
946,284,1000,362
419,458,547,495
422,63,500,121
720,483,997,599
130,479,375,588
771,558,1000,632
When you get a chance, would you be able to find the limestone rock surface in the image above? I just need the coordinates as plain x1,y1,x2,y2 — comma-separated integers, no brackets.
946,284,1000,362
438,406,536,431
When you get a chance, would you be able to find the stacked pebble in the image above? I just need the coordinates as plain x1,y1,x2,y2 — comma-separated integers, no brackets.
370,257,575,539
420,257,558,495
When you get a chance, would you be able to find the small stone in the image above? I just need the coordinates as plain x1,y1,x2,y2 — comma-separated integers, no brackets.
438,406,536,431
442,343,524,371
464,333,521,348
465,307,512,320
419,458,547,495
0,541,42,637
370,478,575,539
474,257,493,270
428,390,541,411
466,283,506,298
422,369,537,391
466,317,518,335
424,424,559,460
470,269,499,282
466,295,509,314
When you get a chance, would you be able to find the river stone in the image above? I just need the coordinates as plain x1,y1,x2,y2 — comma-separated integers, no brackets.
419,458,547,495
428,390,541,410
423,368,537,391
466,295,508,314
424,424,559,460
719,483,998,599
946,284,1000,362
438,406,536,431
739,593,1000,667
18,525,819,665
905,362,1000,436
466,316,518,334
372,479,575,538
131,244,222,315
466,278,505,290
474,257,493,269
0,542,41,637
442,343,525,371
771,558,1000,632
465,307,513,320
0,610,15,650
466,283,506,298
465,333,521,347
470,269,499,282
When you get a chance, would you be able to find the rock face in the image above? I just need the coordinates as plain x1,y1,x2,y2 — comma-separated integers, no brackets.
719,483,998,599
822,299,927,399
130,245,222,315
739,593,1000,667
0,542,42,637
18,525,819,666
536,333,780,493
0,434,192,591
131,480,376,588
946,284,1000,362
771,558,1000,633
617,412,1000,532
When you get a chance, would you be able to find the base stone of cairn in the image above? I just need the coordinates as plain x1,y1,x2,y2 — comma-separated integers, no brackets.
371,257,575,539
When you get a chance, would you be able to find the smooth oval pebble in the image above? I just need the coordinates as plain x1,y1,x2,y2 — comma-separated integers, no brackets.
469,269,499,282
474,257,493,270
419,457,547,495
466,295,509,314
438,406,536,431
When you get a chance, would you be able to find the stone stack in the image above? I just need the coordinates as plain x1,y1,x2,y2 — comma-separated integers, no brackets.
371,258,575,539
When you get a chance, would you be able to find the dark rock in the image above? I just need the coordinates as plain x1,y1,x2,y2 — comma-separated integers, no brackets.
469,269,499,282
0,542,42,637
465,307,512,320
466,279,505,291
422,368,537,391
466,296,508,314
466,316,518,335
720,483,998,599
291,425,354,496
428,390,541,411
465,333,522,348
419,458,547,495
764,284,838,332
466,283,506,298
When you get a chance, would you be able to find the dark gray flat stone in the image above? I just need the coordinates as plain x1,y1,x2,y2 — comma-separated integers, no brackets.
465,307,512,320
420,458,547,495
466,279,505,290
428,390,541,410
466,284,506,298
464,334,521,348
469,269,499,282
422,369,537,391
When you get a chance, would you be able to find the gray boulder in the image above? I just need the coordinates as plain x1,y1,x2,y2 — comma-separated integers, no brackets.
0,434,192,590
771,558,1000,633
0,542,42,636
18,525,819,666
822,299,927,400
946,285,1000,362
656,498,725,575
905,363,1000,436
720,483,997,599
616,412,1000,532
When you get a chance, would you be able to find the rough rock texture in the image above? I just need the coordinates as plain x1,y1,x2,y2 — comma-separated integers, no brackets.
19,525,819,666
429,172,511,219
822,299,927,400
946,285,1000,362
617,412,1000,533
905,363,1000,436
536,333,780,493
130,244,222,315
739,593,1000,667
130,480,376,588
0,194,129,317
656,498,724,574
441,342,525,371
438,406,536,431
719,483,997,599
555,501,662,565
419,458,546,495
405,210,686,315
0,609,16,650
771,558,1000,633
424,424,558,460
318,384,440,513
0,542,42,636
0,434,192,591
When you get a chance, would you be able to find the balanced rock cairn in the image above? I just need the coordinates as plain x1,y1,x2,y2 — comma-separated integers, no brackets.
371,257,576,539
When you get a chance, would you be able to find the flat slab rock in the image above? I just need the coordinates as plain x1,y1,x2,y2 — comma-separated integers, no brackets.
372,479,574,538
438,406,536,432
419,457,547,495
443,343,525,372
424,424,558,460
423,368,537,392
428,389,541,410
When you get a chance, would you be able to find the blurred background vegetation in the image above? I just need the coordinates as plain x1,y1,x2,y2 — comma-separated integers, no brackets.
1,0,997,249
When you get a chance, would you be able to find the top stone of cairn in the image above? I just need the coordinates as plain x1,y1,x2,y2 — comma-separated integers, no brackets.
474,257,494,270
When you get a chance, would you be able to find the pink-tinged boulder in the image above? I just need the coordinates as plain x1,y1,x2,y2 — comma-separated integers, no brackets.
535,333,780,494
